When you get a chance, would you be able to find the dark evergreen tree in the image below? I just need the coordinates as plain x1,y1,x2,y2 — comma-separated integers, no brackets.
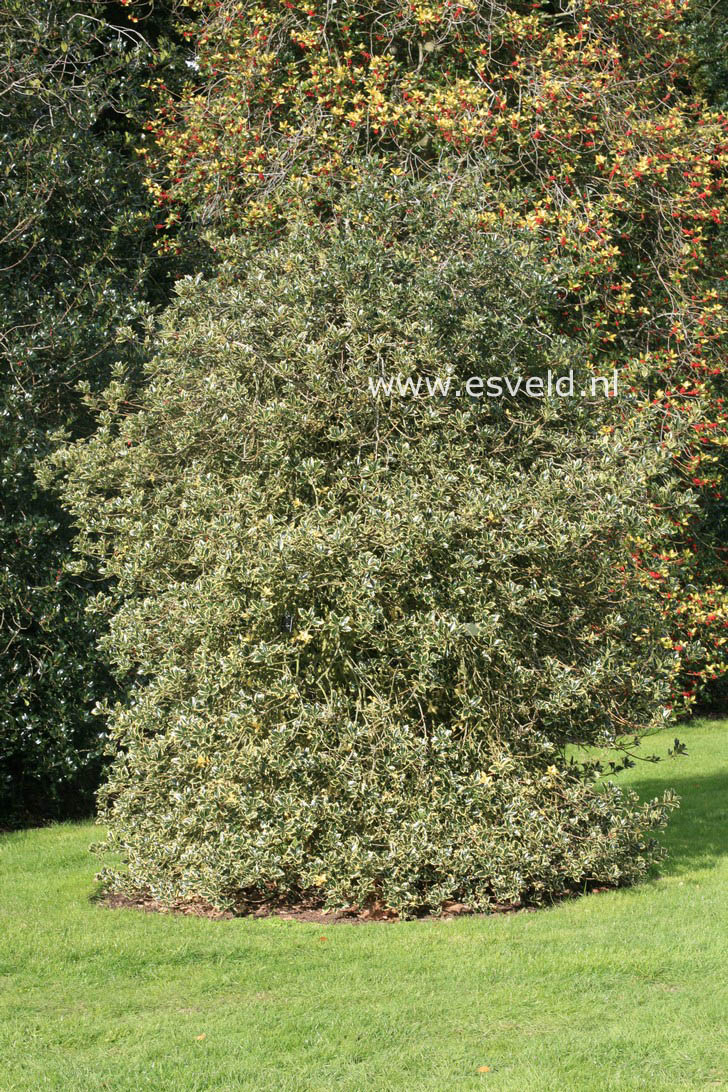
0,1,198,824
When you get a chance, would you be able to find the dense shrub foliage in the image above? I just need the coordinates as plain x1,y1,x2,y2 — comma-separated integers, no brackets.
0,1,196,824
144,0,728,715
59,177,686,914
687,0,728,110
3,0,723,833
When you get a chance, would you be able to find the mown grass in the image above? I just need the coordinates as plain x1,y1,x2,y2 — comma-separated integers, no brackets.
1,719,727,1092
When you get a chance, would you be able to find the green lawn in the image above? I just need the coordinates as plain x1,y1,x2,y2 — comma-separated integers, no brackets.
1,720,727,1092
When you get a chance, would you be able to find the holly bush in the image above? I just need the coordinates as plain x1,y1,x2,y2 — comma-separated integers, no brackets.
143,0,728,716
58,174,686,914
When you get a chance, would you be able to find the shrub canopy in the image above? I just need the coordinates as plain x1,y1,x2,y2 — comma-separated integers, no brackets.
60,174,684,914
145,0,728,714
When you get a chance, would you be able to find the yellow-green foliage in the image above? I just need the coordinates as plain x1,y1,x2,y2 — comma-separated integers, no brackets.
58,173,684,914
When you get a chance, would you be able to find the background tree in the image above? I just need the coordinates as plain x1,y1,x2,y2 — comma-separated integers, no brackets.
687,0,728,110
0,0,197,825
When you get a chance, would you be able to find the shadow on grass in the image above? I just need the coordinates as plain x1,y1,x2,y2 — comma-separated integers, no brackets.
626,768,728,878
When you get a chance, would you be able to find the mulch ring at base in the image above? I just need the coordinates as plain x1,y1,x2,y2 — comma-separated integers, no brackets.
98,891,547,924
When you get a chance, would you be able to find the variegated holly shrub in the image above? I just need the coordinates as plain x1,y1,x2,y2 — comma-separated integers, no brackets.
56,172,690,915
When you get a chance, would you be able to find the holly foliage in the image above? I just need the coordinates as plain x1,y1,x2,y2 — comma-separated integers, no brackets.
143,0,728,715
58,174,687,914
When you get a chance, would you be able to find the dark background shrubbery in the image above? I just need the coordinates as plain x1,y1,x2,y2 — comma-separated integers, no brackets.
0,1,197,826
